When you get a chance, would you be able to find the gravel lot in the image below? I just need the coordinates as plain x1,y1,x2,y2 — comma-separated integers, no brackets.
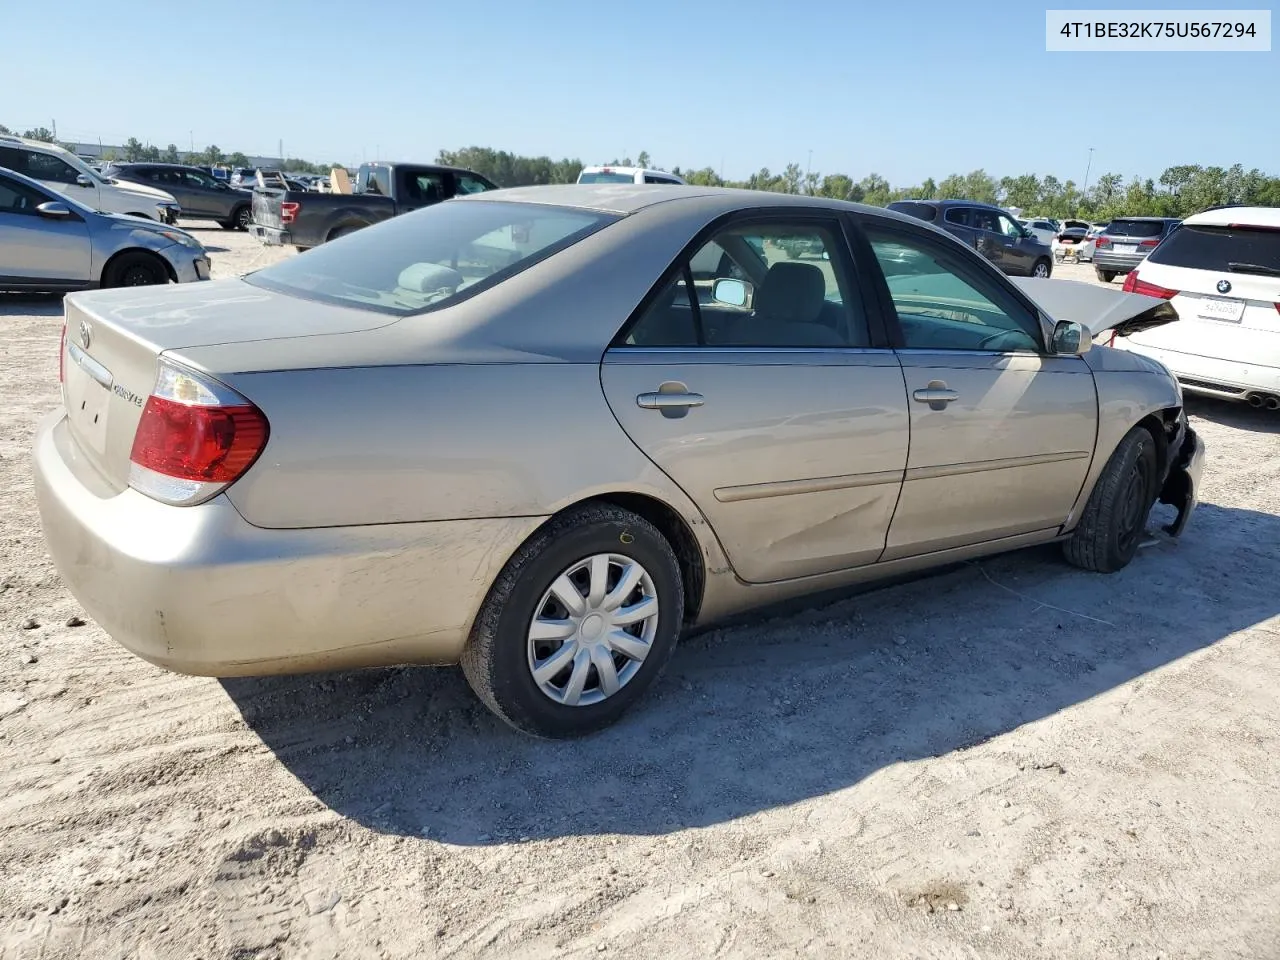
2,226,1278,960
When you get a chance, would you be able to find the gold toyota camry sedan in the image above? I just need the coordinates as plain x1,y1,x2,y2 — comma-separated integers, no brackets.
33,185,1205,737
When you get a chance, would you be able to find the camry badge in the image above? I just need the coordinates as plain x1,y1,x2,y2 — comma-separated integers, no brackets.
1217,279,1232,294
79,320,92,349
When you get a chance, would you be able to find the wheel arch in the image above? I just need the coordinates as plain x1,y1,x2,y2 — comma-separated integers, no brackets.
100,247,176,286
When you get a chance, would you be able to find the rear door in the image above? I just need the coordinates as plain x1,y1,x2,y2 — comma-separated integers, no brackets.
1129,220,1280,365
394,167,448,212
855,214,1097,558
601,212,910,583
941,205,978,250
0,174,92,283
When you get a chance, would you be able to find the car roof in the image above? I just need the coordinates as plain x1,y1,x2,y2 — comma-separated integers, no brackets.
1180,206,1280,228
1109,216,1179,222
580,165,672,176
363,161,488,177
463,183,928,221
0,134,75,158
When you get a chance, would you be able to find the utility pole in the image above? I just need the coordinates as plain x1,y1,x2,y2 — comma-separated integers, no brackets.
189,130,194,155
1079,147,1095,215
52,119,57,141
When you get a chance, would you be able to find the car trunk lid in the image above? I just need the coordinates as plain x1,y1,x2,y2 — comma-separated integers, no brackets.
58,280,400,491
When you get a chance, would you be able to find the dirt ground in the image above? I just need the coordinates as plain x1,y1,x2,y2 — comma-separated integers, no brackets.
2,226,1279,960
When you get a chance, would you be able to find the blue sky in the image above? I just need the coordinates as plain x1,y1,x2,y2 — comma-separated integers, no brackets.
3,0,1275,186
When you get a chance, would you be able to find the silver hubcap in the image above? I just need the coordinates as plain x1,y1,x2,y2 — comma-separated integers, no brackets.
527,553,660,707
1034,263,1049,277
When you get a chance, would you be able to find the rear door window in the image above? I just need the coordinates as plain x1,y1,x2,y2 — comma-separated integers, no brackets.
1107,219,1165,238
943,207,970,226
1146,224,1280,275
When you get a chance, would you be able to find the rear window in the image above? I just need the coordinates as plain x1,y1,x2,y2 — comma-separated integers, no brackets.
1106,219,1166,238
246,200,618,316
577,171,636,184
887,202,938,222
1147,223,1280,275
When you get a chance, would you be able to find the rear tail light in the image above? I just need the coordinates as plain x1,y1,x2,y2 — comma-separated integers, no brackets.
1121,270,1178,299
1095,236,1111,249
280,201,300,225
1139,238,1160,248
58,325,66,384
128,359,269,506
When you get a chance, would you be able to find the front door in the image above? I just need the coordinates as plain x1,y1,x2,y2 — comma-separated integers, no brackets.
857,216,1097,559
601,214,909,583
0,175,91,282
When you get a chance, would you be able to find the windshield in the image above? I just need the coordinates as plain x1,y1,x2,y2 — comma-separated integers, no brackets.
1147,223,1280,274
246,200,618,316
577,172,636,184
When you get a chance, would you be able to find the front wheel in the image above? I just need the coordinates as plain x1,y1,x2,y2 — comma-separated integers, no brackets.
102,251,168,288
461,504,684,738
1031,258,1051,278
1063,426,1158,573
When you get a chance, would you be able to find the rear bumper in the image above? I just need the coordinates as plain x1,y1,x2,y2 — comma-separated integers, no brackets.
248,223,290,246
32,411,543,676
1120,342,1280,399
1093,251,1147,273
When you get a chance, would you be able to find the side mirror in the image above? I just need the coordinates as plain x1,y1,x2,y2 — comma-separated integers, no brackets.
712,277,751,308
36,201,73,219
1051,319,1091,356
75,174,93,188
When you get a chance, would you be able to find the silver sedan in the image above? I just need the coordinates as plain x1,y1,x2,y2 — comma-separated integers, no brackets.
33,185,1204,737
0,167,210,292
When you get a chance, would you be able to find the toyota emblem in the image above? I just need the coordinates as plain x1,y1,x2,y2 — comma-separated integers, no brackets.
1217,279,1232,294
78,320,92,349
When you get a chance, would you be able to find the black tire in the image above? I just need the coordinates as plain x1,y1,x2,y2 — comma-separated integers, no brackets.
125,212,154,221
461,503,684,738
232,205,252,230
1031,258,1052,279
1063,426,1158,573
1096,269,1116,283
102,251,168,288
219,219,237,230
293,245,312,254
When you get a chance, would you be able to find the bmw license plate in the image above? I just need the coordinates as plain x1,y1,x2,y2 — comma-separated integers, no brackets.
1196,296,1245,324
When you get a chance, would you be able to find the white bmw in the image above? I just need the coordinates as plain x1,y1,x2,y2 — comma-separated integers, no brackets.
1105,206,1280,408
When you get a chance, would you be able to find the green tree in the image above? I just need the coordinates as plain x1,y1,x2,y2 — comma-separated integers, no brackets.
227,151,250,168
200,144,225,165
162,144,181,163
636,150,651,169
0,123,10,135
858,173,892,206
1000,174,1042,211
123,137,145,161
22,126,55,142
817,173,854,200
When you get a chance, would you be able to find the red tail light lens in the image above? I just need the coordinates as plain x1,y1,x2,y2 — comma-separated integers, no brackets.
59,325,66,384
1121,270,1178,299
1139,238,1160,247
128,360,269,506
1095,236,1111,248
280,201,300,224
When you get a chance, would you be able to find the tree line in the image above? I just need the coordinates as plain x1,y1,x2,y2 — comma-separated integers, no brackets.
6,123,1277,219
437,146,1280,221
0,124,342,175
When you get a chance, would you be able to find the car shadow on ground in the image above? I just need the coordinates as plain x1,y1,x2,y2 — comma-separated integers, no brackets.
222,501,1279,845
1187,395,1280,434
0,294,64,317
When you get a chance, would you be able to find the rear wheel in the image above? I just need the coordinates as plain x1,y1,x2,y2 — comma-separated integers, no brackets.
232,205,252,230
461,503,683,738
327,224,363,242
1031,258,1051,278
1096,269,1116,283
293,245,312,254
1063,426,1158,573
102,251,168,288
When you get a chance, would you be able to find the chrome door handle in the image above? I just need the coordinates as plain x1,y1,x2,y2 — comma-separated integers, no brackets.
912,380,959,410
637,391,704,410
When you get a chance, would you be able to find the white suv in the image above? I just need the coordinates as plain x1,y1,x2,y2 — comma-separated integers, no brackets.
577,165,687,185
0,136,180,223
1107,206,1280,407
